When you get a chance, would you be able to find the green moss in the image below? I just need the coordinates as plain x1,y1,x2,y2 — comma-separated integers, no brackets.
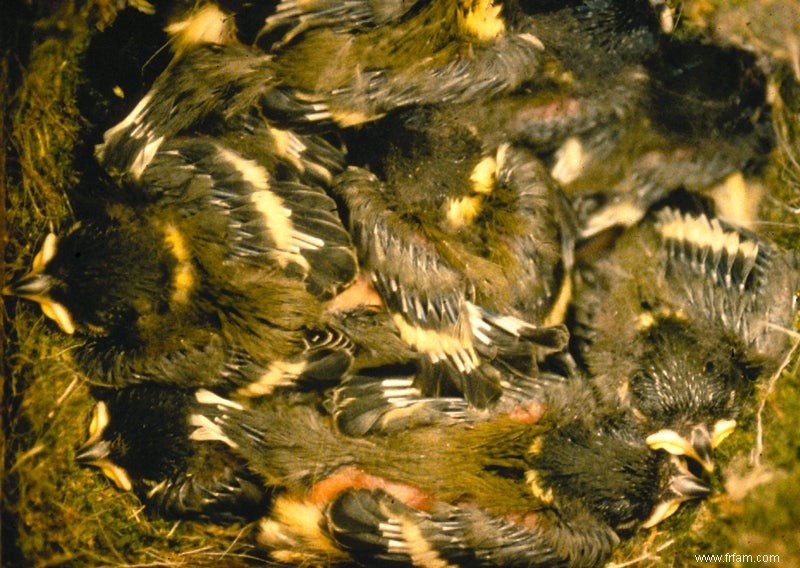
2,2,262,566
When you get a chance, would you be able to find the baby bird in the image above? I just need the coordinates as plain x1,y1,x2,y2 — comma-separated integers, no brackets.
6,124,359,393
455,0,665,152
336,106,573,408
432,4,769,238
74,307,416,519
267,0,548,126
96,0,549,177
76,385,270,522
548,39,773,237
187,372,709,567
571,207,799,471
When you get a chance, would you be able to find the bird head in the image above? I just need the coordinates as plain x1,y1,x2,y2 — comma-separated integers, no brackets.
528,409,709,533
78,386,270,521
77,386,198,492
641,453,711,529
76,400,133,492
5,232,76,334
6,222,176,339
629,316,752,473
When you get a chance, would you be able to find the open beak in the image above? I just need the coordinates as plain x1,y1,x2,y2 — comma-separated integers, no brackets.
76,438,133,492
4,231,58,297
4,271,76,335
688,424,715,473
76,439,111,463
5,232,74,334
646,420,737,474
4,271,54,298
76,401,133,492
641,457,711,529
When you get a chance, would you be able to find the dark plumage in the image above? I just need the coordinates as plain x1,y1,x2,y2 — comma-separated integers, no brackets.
255,0,413,50
336,106,573,408
7,127,359,392
267,0,547,125
74,306,417,518
458,0,666,153
655,209,798,361
325,350,584,438
188,369,708,567
423,3,771,237
548,39,773,237
76,385,270,522
571,207,799,470
95,0,549,177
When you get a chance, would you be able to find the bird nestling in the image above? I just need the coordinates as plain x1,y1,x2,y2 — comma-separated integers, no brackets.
96,0,550,177
570,206,799,473
437,3,771,238
336,106,573,408
547,39,773,237
186,367,709,567
76,384,271,522
6,124,360,394
266,0,549,126
465,0,665,153
74,307,416,519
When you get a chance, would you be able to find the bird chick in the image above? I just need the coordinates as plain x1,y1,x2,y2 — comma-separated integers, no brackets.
75,307,416,518
7,127,359,392
571,207,799,472
438,4,769,237
336,106,573,408
76,384,270,521
473,0,665,152
268,0,548,126
554,39,773,237
96,0,549,175
187,372,708,567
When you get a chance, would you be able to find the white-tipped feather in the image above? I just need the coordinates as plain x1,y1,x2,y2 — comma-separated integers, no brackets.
189,414,239,448
97,93,153,159
194,388,245,410
129,135,164,178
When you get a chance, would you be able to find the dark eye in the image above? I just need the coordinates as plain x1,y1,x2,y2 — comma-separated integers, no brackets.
704,361,715,374
112,432,128,457
74,251,82,259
